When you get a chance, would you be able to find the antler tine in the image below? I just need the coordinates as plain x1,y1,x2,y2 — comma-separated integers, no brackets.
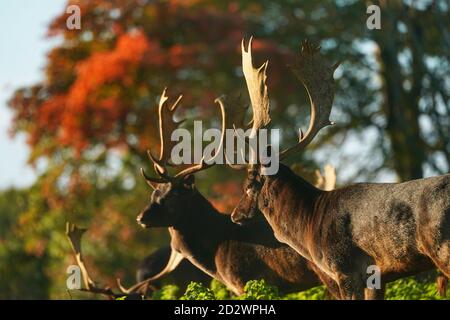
174,97,226,178
218,94,249,170
174,156,216,178
142,88,184,186
159,89,183,166
279,40,337,160
147,149,178,182
147,149,166,176
116,278,154,296
117,249,184,296
314,164,336,191
323,164,336,191
140,167,169,186
66,222,148,299
242,37,271,138
66,222,95,290
149,88,184,171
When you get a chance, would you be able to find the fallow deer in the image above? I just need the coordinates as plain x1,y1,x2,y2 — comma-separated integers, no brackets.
131,89,341,297
229,38,450,300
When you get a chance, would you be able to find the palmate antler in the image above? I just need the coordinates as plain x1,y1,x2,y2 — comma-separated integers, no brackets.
242,37,271,138
219,94,249,133
229,38,338,168
222,38,270,171
65,222,151,299
279,40,339,160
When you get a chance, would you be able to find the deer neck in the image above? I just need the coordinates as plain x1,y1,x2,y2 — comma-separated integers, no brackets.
169,190,232,252
258,163,323,260
171,190,226,233
168,190,235,278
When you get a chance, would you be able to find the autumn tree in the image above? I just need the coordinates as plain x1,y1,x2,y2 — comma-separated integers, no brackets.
4,0,449,298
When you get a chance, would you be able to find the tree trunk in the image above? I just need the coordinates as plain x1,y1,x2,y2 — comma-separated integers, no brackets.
374,2,426,181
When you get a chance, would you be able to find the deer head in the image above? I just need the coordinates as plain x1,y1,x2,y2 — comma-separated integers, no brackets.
230,38,338,224
137,89,226,228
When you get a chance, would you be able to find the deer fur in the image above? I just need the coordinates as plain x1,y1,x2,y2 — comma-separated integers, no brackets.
136,83,342,297
228,37,450,299
137,176,341,297
232,163,450,299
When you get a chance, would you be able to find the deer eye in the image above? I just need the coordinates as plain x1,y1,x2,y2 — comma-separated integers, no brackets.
248,171,258,179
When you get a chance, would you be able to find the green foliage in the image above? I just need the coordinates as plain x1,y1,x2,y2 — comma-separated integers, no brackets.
239,279,279,300
181,282,216,300
0,187,51,299
151,284,180,300
283,286,327,300
210,279,233,300
386,276,449,300
150,276,449,301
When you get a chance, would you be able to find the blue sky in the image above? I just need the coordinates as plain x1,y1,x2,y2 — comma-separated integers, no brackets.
0,1,64,188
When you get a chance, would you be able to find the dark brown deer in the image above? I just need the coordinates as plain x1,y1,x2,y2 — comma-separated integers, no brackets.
131,89,341,297
230,38,450,300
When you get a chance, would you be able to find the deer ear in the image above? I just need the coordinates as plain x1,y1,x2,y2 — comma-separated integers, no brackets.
183,174,195,188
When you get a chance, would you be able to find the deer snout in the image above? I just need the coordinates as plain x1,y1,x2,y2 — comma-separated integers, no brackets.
136,211,145,227
231,209,247,225
136,212,142,222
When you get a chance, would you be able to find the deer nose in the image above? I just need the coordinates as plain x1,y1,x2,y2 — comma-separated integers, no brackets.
136,212,144,225
231,211,245,225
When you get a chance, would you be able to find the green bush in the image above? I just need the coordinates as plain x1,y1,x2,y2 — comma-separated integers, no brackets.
239,279,279,300
386,276,448,300
152,284,180,300
151,274,449,300
181,282,216,300
283,286,328,300
210,279,233,300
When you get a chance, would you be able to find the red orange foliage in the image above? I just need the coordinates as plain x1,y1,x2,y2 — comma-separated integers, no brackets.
9,0,293,161
209,181,242,213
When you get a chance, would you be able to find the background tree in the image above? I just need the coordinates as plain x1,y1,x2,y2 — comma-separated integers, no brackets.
2,0,449,298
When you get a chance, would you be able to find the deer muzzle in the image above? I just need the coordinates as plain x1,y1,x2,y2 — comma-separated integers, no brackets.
231,209,248,225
